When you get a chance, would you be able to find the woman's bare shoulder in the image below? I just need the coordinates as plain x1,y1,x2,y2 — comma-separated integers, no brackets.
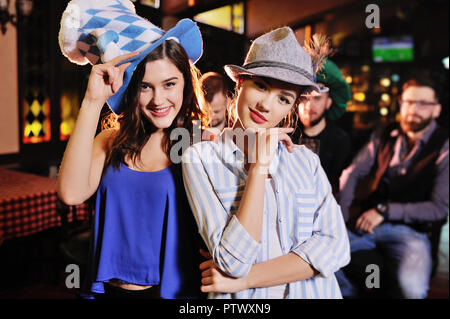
94,128,119,151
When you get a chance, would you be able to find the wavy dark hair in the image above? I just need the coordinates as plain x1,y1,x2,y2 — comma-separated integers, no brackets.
104,39,207,170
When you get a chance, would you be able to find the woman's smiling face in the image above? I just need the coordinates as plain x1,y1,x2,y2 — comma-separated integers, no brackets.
235,76,299,129
139,58,185,130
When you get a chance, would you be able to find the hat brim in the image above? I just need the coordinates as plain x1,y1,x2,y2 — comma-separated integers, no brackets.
107,19,203,114
224,64,324,93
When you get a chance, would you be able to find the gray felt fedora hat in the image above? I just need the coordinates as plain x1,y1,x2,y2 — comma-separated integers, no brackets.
224,27,322,92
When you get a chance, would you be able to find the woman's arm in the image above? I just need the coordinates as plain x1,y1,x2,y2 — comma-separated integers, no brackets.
233,165,266,241
200,252,317,293
57,101,107,205
57,51,138,205
291,151,350,277
235,128,294,241
245,252,318,288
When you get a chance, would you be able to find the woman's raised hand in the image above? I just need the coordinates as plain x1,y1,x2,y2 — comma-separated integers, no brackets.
84,51,140,105
249,127,294,173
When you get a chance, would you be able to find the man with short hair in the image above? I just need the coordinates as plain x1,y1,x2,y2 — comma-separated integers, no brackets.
337,78,449,298
200,72,230,133
292,60,352,194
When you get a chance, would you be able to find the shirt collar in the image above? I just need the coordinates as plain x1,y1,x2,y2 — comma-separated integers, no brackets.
419,120,438,145
221,128,244,163
399,120,438,146
390,128,400,137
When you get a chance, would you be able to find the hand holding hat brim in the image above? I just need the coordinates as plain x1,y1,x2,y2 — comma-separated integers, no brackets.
106,18,203,114
84,51,140,105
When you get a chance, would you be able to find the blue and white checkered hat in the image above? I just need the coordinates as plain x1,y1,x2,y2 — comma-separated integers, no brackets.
59,0,203,114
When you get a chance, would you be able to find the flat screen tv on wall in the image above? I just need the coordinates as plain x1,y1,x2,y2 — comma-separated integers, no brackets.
372,36,414,62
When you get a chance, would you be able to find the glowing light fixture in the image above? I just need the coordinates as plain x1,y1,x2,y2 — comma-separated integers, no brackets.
353,92,366,102
381,93,391,103
380,77,391,87
391,74,400,83
60,92,79,141
443,57,449,69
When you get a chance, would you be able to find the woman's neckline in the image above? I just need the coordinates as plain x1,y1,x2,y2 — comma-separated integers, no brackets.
121,162,172,173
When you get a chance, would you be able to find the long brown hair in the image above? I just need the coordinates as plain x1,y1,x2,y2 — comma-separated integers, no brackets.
104,39,207,169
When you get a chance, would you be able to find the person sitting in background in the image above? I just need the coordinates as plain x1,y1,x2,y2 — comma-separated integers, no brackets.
200,72,231,134
336,77,449,298
292,60,352,195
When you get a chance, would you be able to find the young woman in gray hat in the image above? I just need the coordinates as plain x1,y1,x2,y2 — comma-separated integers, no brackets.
182,27,350,299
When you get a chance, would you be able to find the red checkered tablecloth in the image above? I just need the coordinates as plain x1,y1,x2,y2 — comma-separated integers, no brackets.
0,168,91,241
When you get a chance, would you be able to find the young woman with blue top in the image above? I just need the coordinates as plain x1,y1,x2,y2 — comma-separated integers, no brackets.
182,27,350,299
57,1,206,299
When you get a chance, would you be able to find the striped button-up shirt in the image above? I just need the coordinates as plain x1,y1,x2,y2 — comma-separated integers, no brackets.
181,129,350,299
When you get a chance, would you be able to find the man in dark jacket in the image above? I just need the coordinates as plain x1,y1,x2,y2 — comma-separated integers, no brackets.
292,60,352,194
337,77,449,298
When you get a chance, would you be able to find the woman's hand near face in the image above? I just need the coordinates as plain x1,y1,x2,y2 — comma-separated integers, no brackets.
250,127,294,173
84,51,140,105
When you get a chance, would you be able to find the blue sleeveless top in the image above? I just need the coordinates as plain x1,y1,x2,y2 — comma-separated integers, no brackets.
83,163,203,299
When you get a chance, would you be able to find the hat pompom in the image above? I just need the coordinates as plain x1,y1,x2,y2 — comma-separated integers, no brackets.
58,2,89,65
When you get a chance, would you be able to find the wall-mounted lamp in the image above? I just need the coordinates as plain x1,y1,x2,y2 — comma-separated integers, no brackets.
380,77,391,88
0,0,33,35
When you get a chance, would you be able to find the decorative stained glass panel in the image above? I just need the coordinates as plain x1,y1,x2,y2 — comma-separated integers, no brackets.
232,2,244,34
23,93,51,144
20,0,51,145
59,92,79,141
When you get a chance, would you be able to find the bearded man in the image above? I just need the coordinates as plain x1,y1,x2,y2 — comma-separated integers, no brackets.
292,60,352,194
337,77,449,298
